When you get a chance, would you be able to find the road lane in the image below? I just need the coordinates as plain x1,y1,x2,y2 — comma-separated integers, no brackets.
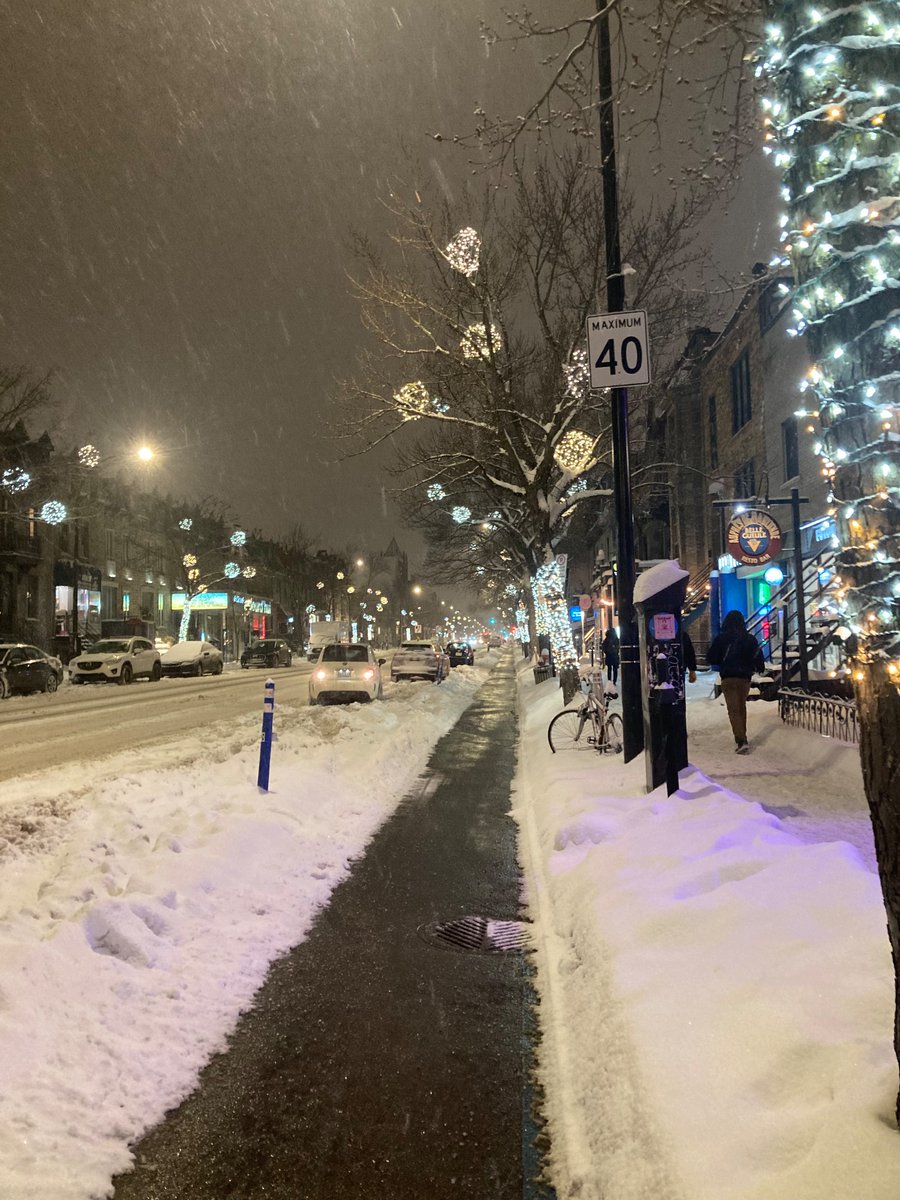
0,663,314,783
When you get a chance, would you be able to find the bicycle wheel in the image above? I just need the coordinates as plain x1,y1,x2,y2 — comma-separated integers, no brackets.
548,708,592,753
602,712,624,754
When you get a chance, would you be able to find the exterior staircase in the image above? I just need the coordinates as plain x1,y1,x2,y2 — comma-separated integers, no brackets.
744,548,843,697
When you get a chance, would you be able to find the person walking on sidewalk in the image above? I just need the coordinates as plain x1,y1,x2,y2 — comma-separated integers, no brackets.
706,610,764,754
601,627,620,686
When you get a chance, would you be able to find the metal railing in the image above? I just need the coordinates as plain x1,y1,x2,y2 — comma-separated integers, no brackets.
778,687,860,745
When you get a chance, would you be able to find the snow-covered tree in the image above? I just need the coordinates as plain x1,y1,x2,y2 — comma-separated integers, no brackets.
342,151,705,651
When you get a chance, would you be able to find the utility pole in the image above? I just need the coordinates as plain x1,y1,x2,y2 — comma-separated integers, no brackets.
596,0,642,759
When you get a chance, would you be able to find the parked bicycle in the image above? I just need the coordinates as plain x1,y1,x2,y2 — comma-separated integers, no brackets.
548,687,624,754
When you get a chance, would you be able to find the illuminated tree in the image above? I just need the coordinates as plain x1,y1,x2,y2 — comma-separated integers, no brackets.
342,151,705,650
760,0,900,1117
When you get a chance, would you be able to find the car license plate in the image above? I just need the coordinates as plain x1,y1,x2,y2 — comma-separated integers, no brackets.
338,668,351,678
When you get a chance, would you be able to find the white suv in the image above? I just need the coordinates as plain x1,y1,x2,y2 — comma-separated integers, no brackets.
70,637,162,686
390,641,449,683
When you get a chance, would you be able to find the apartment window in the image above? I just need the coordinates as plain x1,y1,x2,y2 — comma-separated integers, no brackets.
105,529,115,559
730,350,752,432
707,395,718,469
25,576,38,619
101,584,118,620
782,416,800,480
734,460,756,499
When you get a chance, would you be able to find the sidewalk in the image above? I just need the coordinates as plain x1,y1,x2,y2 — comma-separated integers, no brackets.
111,656,552,1199
515,664,899,1200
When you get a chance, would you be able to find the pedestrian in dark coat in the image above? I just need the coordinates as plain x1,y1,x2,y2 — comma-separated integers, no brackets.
706,610,764,753
683,630,697,684
601,627,620,685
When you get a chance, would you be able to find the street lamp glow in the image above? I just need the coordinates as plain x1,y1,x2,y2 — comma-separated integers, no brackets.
136,445,155,462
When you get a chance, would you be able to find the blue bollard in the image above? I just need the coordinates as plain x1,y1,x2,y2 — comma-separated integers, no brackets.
257,677,275,791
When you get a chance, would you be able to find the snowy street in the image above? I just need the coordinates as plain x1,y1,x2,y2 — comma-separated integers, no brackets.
0,663,315,784
0,657,495,1199
2,653,900,1200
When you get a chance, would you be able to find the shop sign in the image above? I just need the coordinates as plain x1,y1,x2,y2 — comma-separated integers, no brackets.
232,595,271,615
726,510,783,567
171,591,229,611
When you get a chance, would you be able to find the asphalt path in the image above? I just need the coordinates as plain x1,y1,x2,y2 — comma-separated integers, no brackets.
0,662,315,782
111,654,551,1200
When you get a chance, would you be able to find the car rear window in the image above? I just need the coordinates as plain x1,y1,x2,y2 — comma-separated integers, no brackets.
321,645,368,662
400,643,432,651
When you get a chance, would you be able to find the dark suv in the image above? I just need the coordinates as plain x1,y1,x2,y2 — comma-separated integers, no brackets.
240,638,292,669
445,642,475,668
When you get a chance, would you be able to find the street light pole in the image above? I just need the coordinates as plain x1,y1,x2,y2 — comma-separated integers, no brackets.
596,0,642,759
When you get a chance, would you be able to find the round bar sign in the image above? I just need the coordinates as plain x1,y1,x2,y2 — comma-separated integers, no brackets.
726,509,783,567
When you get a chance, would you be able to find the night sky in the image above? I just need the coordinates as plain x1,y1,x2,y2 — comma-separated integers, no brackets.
1,1,776,561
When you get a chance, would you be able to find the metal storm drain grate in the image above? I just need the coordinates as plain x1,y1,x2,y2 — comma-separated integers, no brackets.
429,915,531,953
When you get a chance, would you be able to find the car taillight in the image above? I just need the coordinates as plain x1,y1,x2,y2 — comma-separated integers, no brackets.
316,670,327,679
362,669,375,680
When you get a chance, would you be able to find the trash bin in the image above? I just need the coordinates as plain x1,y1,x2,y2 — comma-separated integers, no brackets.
533,666,551,685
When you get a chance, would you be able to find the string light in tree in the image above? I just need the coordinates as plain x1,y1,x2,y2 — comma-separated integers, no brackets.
451,505,472,524
532,559,576,665
182,554,197,569
460,322,502,360
563,348,591,399
242,566,257,579
40,500,67,525
224,562,241,579
444,227,481,276
1,468,31,493
77,444,100,469
230,530,247,547
554,430,594,473
178,517,193,531
761,4,900,673
427,483,446,502
393,380,432,420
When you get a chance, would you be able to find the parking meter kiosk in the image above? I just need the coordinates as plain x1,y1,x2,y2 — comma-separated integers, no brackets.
633,561,690,796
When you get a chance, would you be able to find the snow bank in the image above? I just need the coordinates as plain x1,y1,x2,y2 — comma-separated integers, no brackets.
0,665,490,1200
515,668,900,1200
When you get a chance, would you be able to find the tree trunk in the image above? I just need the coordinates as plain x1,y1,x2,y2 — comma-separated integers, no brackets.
855,663,900,1120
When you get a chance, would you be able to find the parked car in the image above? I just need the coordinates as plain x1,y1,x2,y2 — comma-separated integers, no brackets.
445,641,475,668
240,638,292,669
0,643,64,695
487,635,503,649
69,637,161,685
160,639,224,677
309,643,384,705
390,641,449,683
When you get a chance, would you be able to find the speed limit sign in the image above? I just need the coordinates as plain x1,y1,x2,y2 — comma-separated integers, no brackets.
586,309,651,389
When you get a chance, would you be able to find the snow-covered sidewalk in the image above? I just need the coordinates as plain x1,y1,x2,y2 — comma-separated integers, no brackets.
515,665,900,1200
0,663,493,1200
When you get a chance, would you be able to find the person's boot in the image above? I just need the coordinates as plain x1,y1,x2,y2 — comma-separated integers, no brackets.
735,738,750,754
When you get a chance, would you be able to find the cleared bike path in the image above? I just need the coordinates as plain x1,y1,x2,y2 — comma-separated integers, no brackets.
112,655,552,1199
